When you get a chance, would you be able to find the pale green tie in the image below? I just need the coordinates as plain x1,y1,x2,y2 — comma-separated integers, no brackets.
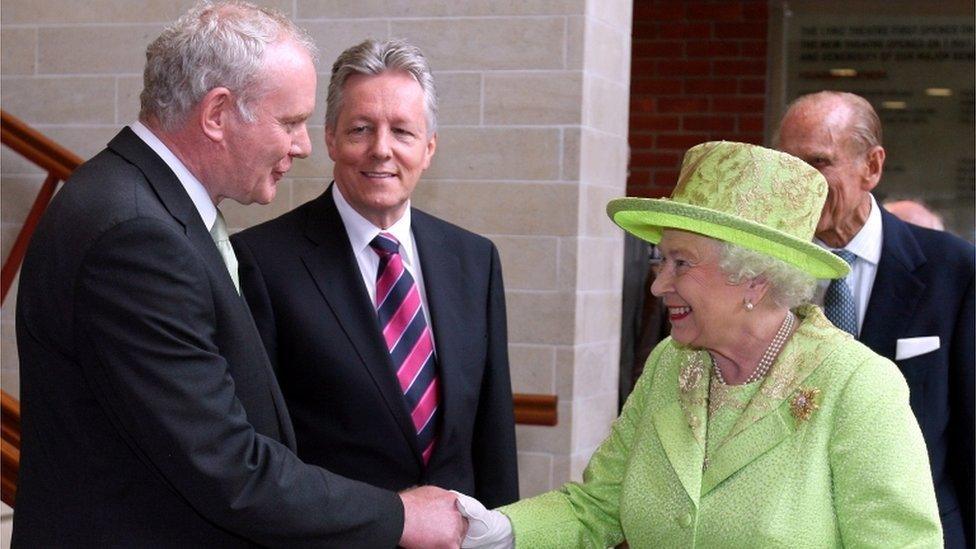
210,210,240,294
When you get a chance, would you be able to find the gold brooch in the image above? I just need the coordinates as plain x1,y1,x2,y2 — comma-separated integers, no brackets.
790,387,821,422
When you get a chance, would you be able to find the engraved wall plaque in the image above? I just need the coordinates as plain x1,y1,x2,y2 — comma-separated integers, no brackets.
769,0,975,239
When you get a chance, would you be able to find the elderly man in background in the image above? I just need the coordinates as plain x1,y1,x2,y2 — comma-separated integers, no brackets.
776,90,974,548
233,38,519,509
13,3,463,547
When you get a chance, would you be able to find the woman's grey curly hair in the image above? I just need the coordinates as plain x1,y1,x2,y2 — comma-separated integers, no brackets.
718,241,817,309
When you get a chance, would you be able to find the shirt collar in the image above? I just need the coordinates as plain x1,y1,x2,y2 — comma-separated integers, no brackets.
332,182,414,262
815,193,883,266
129,120,217,230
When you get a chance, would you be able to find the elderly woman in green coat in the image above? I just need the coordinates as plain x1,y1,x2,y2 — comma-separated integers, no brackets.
456,141,942,548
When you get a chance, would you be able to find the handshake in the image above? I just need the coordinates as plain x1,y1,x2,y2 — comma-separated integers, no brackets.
398,486,514,549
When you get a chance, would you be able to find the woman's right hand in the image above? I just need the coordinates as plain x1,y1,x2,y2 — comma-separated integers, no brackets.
452,491,515,549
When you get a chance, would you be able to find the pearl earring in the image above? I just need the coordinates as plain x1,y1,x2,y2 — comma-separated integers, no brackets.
744,299,755,311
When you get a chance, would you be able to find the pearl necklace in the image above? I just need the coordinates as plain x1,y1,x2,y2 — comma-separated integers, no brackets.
713,311,796,385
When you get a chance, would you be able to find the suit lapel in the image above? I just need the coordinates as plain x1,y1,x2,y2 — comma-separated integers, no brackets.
860,210,926,357
107,128,243,299
701,407,793,494
108,128,292,442
299,188,422,460
108,128,198,230
410,213,463,454
653,348,708,506
700,305,830,495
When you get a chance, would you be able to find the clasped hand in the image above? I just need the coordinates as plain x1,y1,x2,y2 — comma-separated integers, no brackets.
398,486,513,549
452,491,514,549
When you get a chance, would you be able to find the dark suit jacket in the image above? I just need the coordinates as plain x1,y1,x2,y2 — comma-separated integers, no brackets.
13,129,402,548
232,186,519,508
860,207,975,548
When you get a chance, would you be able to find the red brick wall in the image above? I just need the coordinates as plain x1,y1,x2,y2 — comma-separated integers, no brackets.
628,1,769,197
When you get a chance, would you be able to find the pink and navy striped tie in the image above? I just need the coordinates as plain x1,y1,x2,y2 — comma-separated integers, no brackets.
370,232,439,464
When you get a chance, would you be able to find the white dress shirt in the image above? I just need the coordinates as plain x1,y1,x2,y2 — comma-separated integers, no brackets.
129,121,217,231
813,194,883,335
332,183,436,341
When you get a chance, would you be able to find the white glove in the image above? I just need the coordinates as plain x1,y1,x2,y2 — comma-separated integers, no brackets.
452,491,515,549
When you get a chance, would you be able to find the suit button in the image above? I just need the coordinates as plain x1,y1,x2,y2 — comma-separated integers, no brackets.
678,513,693,528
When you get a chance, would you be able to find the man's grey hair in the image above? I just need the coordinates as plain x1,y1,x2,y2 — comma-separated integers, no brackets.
718,241,817,310
325,38,438,135
139,0,317,130
774,91,883,158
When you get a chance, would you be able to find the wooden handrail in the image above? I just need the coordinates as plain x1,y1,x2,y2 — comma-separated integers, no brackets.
0,110,82,181
0,109,82,302
1,389,20,506
512,393,558,426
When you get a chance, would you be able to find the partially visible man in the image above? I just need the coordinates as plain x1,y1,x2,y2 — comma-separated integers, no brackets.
884,198,946,231
776,90,974,548
233,39,519,508
13,3,462,547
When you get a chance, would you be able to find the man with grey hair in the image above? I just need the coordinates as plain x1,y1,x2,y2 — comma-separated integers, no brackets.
776,90,974,548
233,38,519,511
14,4,463,547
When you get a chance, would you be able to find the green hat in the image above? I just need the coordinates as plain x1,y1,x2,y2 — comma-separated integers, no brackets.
607,141,849,279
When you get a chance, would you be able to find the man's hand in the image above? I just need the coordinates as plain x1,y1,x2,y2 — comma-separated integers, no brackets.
399,486,467,549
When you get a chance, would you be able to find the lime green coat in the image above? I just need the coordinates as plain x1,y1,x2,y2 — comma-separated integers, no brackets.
501,305,941,548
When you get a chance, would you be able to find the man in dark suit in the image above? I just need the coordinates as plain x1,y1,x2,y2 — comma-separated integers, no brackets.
776,90,975,548
13,4,463,547
232,39,519,508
